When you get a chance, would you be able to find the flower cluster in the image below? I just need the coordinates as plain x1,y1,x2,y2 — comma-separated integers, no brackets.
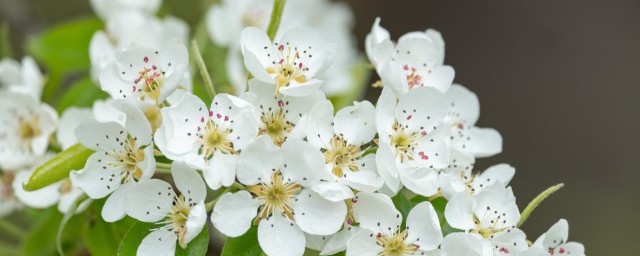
0,0,585,255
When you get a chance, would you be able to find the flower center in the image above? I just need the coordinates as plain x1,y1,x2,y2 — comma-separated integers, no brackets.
323,136,364,177
161,194,192,248
259,107,293,146
403,65,424,90
133,62,165,102
472,206,511,238
247,171,300,221
18,116,41,143
59,178,73,194
265,43,310,94
106,135,146,182
389,123,426,163
198,120,236,160
376,230,419,256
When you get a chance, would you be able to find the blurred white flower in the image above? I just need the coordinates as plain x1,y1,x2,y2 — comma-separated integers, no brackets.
89,0,161,20
0,171,21,217
306,100,383,195
0,92,57,170
98,39,189,105
124,162,207,255
70,100,155,222
374,87,449,196
531,219,585,256
154,92,258,190
445,184,528,255
346,201,443,256
0,56,44,99
366,17,455,96
242,79,324,146
241,27,335,97
212,137,346,256
57,107,94,150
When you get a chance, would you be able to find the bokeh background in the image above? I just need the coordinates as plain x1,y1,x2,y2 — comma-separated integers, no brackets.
1,0,638,254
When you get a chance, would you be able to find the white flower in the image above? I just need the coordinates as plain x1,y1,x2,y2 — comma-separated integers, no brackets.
439,151,515,199
444,183,528,255
240,27,335,96
366,17,455,95
0,92,57,170
124,162,207,255
0,171,21,217
57,107,94,150
154,92,258,190
306,99,383,196
71,100,155,222
444,84,502,159
212,137,346,256
99,39,189,105
346,201,443,256
531,219,585,256
306,192,397,255
206,0,272,47
242,79,324,146
89,0,161,20
440,233,493,256
0,56,44,99
374,86,449,196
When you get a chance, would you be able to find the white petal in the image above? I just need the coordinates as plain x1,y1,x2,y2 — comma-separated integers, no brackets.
473,164,515,191
58,187,85,213
467,127,502,158
440,233,493,256
202,153,238,190
340,154,383,192
375,144,401,194
102,181,132,222
57,107,93,150
353,192,401,237
306,100,334,150
491,228,528,255
542,219,569,250
399,167,440,197
211,191,261,237
445,84,479,126
320,227,357,255
346,229,382,256
211,93,259,150
124,179,174,222
75,120,126,152
70,153,122,199
13,171,60,208
310,181,355,202
258,213,305,256
444,193,475,231
116,100,153,146
279,79,323,97
375,86,397,139
137,229,177,256
171,162,206,203
395,87,448,136
379,61,409,97
423,65,454,93
276,27,330,77
333,100,377,146
282,139,333,187
184,202,207,244
292,188,346,235
237,135,283,186
406,201,443,251
240,27,273,82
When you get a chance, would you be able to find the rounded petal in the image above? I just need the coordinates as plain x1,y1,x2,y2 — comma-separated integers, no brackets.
333,100,377,146
406,202,443,251
282,139,333,187
102,181,132,222
70,153,122,199
237,135,283,186
211,191,261,237
375,144,401,194
399,167,440,197
202,154,238,190
445,84,480,126
124,179,174,222
292,188,346,235
57,107,93,150
440,233,493,256
467,127,502,158
306,100,334,149
375,86,397,139
346,229,382,256
279,79,323,97
171,162,206,203
395,87,448,135
13,171,60,208
353,192,401,237
137,229,177,256
258,213,305,256
116,100,153,146
491,228,528,255
184,202,207,244
542,219,569,250
310,181,355,202
75,120,126,152
340,154,383,192
444,193,475,231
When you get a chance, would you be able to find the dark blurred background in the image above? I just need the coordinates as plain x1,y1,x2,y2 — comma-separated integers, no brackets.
1,0,638,254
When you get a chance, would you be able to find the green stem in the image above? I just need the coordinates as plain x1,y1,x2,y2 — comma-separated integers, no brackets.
191,40,216,98
0,218,27,239
205,182,246,212
155,162,172,174
517,183,565,228
266,0,287,41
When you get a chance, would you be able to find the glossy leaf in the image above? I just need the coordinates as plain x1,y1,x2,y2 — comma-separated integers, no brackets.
117,221,156,256
220,226,263,256
175,226,210,256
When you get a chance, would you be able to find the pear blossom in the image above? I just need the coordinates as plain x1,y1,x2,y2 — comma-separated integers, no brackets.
240,27,335,97
0,92,57,170
0,171,21,217
306,192,397,255
242,79,324,146
154,92,258,189
444,84,502,159
0,56,44,99
375,86,449,196
124,162,207,255
89,0,161,20
366,17,455,95
531,219,585,256
99,39,189,105
306,99,383,196
211,137,346,256
440,233,493,256
445,183,528,255
71,100,155,222
57,107,94,150
346,201,443,256
439,151,515,199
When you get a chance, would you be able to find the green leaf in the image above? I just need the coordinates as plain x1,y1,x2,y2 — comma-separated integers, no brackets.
117,221,156,256
23,208,86,256
27,17,102,72
82,207,120,256
175,226,210,256
56,76,108,113
391,192,413,228
23,143,93,191
221,226,263,256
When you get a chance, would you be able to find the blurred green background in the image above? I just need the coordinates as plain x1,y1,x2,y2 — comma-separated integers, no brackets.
1,0,638,255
